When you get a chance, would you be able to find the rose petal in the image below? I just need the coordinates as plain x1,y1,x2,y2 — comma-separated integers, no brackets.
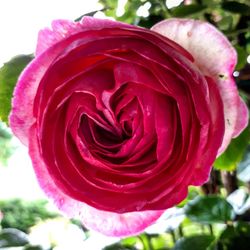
36,20,82,56
151,18,248,154
36,17,133,56
29,125,163,237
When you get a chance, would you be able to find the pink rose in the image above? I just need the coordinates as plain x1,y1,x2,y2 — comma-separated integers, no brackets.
10,17,248,236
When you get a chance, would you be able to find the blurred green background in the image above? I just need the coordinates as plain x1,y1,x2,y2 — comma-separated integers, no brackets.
1,0,250,249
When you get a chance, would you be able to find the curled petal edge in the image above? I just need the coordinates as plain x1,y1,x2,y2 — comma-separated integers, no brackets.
151,18,249,155
36,17,133,56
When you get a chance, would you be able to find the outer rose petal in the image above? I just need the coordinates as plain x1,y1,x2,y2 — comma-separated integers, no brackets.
10,42,69,145
35,20,83,56
10,17,133,145
36,17,132,56
29,125,164,237
151,18,248,154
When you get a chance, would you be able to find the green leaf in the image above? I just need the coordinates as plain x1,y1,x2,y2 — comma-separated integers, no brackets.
138,15,163,29
222,1,250,15
0,55,33,124
0,121,15,166
173,235,215,250
235,45,248,71
151,235,169,250
185,195,235,224
121,236,138,247
236,221,250,235
177,186,201,208
219,225,235,240
217,223,250,250
24,245,43,250
103,243,137,250
218,16,233,31
172,4,207,17
214,127,250,171
0,228,29,247
201,0,217,8
246,33,250,54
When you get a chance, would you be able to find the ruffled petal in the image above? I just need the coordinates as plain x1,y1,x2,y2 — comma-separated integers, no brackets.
36,19,83,56
29,125,163,237
151,18,248,154
36,17,133,56
10,40,70,145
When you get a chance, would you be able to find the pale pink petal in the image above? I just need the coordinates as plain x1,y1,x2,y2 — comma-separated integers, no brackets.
79,16,132,30
36,20,83,56
9,57,50,146
28,125,163,237
151,18,248,154
232,98,249,138
36,17,132,56
10,42,69,145
77,206,164,237
151,19,236,75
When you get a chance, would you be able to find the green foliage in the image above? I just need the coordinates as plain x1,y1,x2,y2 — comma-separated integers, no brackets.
0,54,33,124
185,195,235,224
235,45,249,71
24,245,44,250
214,127,250,171
121,236,139,248
0,121,15,166
172,235,215,250
172,4,207,17
103,243,138,250
0,228,29,248
217,222,250,250
99,0,171,25
177,186,201,208
221,1,250,15
0,199,59,233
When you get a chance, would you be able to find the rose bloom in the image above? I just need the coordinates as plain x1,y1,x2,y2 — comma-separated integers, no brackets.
10,17,248,236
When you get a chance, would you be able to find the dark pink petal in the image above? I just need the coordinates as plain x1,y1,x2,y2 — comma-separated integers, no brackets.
10,26,112,145
151,18,248,154
29,125,163,237
191,77,224,185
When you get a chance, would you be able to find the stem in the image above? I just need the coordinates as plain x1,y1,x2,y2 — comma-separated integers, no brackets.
208,224,214,236
178,225,184,238
146,234,154,250
170,230,176,244
225,28,250,37
247,182,250,193
221,171,238,195
156,0,171,18
201,169,220,195
138,234,153,250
